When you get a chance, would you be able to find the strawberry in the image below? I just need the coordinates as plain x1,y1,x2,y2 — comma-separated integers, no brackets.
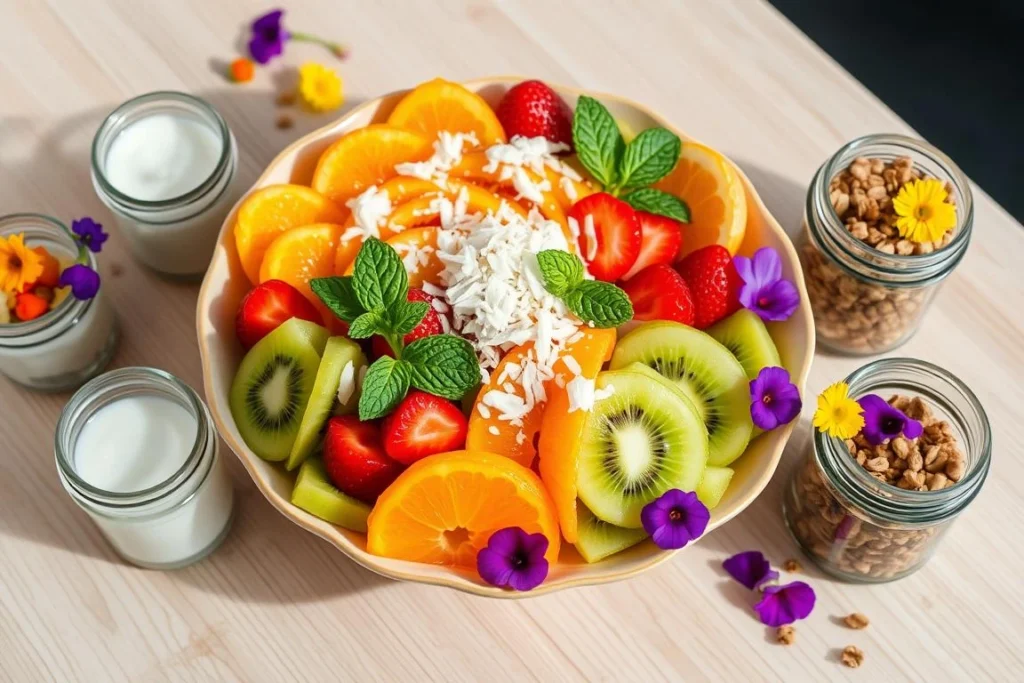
569,192,641,282
620,264,695,325
381,391,468,465
620,212,684,281
674,245,742,329
235,279,322,349
322,416,405,502
495,80,573,148
371,287,446,358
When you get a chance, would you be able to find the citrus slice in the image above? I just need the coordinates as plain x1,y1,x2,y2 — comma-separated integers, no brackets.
342,226,443,288
387,78,506,147
366,450,560,567
312,125,433,204
547,167,595,211
234,185,346,284
653,141,746,257
259,223,343,313
466,344,541,468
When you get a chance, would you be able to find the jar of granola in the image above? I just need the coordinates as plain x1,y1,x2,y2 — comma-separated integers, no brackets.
783,358,991,582
799,135,973,354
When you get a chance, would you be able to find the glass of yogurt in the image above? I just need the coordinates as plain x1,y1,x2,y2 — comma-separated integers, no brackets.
0,213,118,391
91,92,240,279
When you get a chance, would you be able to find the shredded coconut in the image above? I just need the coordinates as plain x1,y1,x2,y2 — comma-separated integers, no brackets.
559,175,579,202
488,425,500,436
336,361,356,405
396,131,478,184
343,186,392,243
566,376,596,413
583,214,598,261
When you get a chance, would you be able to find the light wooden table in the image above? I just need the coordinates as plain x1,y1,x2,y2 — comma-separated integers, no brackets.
2,1,1022,680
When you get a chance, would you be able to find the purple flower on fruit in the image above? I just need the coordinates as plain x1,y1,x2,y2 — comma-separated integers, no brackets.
71,217,108,254
857,394,923,445
754,581,817,627
248,9,288,64
59,264,100,300
641,489,710,550
722,550,778,590
476,527,549,591
734,247,799,322
749,366,802,431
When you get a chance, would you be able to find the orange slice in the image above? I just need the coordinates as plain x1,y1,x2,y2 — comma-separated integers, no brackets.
234,185,346,284
312,125,433,205
259,223,343,317
367,450,560,567
537,329,617,543
653,141,747,257
466,344,541,468
387,78,506,147
342,226,444,288
547,167,595,211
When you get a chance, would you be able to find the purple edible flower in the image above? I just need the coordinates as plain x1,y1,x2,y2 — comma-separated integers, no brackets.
749,366,802,431
857,394,923,445
248,9,289,64
59,264,100,300
735,247,800,322
71,217,108,254
640,489,710,550
476,527,549,591
722,550,779,590
754,581,816,627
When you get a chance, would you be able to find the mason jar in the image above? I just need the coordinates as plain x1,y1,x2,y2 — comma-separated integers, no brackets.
783,358,991,582
799,134,973,355
55,367,235,569
0,214,118,391
91,92,239,279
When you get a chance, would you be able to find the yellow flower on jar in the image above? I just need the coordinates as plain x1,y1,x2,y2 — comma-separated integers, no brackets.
812,381,865,439
298,62,344,112
0,233,44,294
892,178,956,244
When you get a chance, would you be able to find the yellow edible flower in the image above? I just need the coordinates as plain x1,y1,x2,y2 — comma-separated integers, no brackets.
298,62,344,112
0,233,44,294
892,178,956,244
812,381,865,439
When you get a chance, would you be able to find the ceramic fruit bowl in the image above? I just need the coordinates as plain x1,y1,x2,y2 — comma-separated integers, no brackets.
197,77,815,597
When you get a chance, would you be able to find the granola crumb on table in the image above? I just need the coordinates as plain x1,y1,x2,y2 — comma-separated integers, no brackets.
841,645,865,668
843,612,870,630
782,558,802,573
776,625,796,645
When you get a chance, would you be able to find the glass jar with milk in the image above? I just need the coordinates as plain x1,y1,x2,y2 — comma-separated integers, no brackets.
91,92,240,279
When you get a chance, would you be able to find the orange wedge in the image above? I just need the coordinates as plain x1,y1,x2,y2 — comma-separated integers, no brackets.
537,329,617,543
259,223,343,317
234,185,346,284
312,125,433,205
387,78,506,147
342,226,444,288
466,344,541,469
547,167,595,211
367,450,560,567
653,141,747,257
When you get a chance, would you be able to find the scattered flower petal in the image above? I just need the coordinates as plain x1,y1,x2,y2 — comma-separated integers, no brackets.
248,9,288,64
228,57,255,83
59,264,100,300
71,217,108,254
754,581,816,627
857,394,923,445
641,489,710,550
723,550,779,590
476,527,549,591
749,366,802,431
735,247,799,321
812,381,865,439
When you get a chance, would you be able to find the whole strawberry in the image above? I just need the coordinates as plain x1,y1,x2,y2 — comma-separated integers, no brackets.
495,80,573,148
675,245,742,329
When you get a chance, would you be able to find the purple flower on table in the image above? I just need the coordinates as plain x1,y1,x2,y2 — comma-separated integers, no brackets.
59,264,100,300
722,550,779,590
857,394,923,445
71,217,108,254
248,9,289,64
477,527,549,591
734,247,800,322
640,489,710,550
754,581,816,627
749,366,802,431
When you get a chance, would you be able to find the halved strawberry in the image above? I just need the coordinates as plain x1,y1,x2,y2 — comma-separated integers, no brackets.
675,245,742,329
371,287,446,358
620,264,695,324
620,212,684,281
381,391,468,465
569,192,641,282
235,279,323,349
322,416,405,503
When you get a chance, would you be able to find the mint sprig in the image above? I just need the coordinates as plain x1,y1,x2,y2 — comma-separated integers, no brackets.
536,250,633,328
613,128,681,192
359,356,411,420
622,188,691,223
572,96,625,188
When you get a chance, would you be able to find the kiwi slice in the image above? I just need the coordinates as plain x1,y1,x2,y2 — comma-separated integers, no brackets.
291,458,370,532
706,310,781,380
696,466,734,510
574,501,648,563
610,321,753,468
576,369,708,528
229,318,329,462
287,336,367,471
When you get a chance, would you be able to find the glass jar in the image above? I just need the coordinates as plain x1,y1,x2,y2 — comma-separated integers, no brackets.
55,367,235,569
0,214,118,391
783,358,991,582
91,91,239,279
799,134,973,355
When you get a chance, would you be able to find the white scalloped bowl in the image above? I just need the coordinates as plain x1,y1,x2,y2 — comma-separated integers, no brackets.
197,77,815,598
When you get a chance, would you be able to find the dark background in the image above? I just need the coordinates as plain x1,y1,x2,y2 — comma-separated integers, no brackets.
769,0,1024,222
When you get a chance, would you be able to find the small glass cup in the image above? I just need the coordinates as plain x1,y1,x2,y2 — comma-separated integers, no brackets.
783,358,991,582
0,213,118,391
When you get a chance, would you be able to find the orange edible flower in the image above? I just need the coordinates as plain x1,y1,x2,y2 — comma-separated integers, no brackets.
14,292,49,321
0,233,44,294
31,246,61,288
229,57,255,83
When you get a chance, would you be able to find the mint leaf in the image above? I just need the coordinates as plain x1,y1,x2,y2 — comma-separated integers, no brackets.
348,311,384,339
390,301,429,336
352,237,408,311
622,188,691,223
403,335,480,400
358,356,411,420
572,95,625,188
564,280,634,328
310,276,365,323
536,250,584,296
616,128,681,191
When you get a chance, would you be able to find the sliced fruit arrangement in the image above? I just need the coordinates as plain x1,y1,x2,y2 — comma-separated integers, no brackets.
388,78,506,147
312,125,433,204
292,458,371,533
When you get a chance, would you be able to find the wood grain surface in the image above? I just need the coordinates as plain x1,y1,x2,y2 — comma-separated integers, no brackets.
1,1,1022,680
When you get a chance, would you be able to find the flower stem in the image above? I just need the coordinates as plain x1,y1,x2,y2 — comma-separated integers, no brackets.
289,31,348,59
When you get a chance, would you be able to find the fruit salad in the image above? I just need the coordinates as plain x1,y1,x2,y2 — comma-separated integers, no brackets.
228,78,801,590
